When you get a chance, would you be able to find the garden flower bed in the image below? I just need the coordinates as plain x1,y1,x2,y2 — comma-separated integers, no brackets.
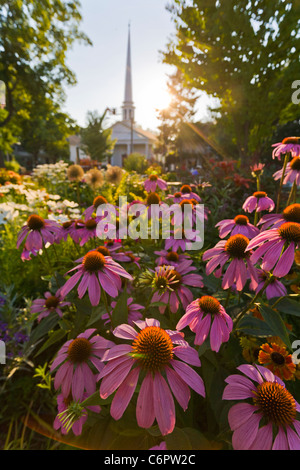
0,147,299,451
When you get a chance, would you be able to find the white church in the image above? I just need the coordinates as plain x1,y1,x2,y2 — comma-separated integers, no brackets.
69,26,158,167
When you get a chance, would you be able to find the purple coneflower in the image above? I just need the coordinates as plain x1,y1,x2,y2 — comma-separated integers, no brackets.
60,250,133,306
170,198,206,226
273,156,300,187
202,234,258,291
31,290,71,322
246,222,300,278
222,363,300,450
154,249,190,267
151,261,204,314
97,318,205,436
258,203,300,230
50,328,114,401
17,214,61,252
82,195,108,221
144,174,167,193
66,218,86,244
242,191,275,213
144,192,168,219
272,137,300,160
216,215,259,239
53,392,101,436
256,270,287,299
76,218,100,246
176,296,233,352
250,163,265,177
179,184,201,202
165,227,202,252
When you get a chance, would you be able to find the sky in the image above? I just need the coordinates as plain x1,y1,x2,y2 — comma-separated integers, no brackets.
63,0,212,132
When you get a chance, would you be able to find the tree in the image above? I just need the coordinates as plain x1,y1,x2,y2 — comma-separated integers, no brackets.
155,69,198,160
163,0,300,164
80,110,116,162
19,97,79,166
0,0,91,129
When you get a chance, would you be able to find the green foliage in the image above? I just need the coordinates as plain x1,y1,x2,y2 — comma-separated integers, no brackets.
163,0,300,162
123,153,148,173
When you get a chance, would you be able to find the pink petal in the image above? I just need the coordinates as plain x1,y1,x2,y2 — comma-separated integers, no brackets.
88,273,101,306
110,367,140,420
231,413,261,450
171,360,205,397
153,372,176,436
136,372,155,429
100,357,134,399
165,366,190,411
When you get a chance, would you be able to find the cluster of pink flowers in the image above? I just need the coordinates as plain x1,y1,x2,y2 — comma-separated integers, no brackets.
16,152,300,450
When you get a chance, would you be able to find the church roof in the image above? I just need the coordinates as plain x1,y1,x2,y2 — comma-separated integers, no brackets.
110,120,157,143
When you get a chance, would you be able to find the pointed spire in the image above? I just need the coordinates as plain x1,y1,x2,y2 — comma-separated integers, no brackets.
122,23,135,123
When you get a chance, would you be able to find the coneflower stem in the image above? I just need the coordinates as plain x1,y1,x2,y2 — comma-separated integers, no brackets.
276,152,290,212
233,277,271,331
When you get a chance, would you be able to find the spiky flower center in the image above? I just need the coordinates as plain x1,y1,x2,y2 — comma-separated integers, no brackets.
282,137,300,145
198,296,221,315
93,195,108,208
234,215,249,225
149,174,158,181
278,222,300,243
96,246,110,256
283,204,300,224
166,251,179,262
155,276,168,290
253,191,267,199
62,220,73,229
225,234,249,259
154,267,182,291
85,219,97,230
146,192,161,205
75,219,84,229
27,214,45,231
131,326,173,371
67,337,92,363
174,192,182,198
168,269,182,289
82,251,106,272
253,381,296,426
181,185,192,194
45,296,60,309
179,199,194,209
290,156,300,171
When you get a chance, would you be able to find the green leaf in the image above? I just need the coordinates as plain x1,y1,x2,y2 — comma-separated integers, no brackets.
165,427,193,450
165,427,222,450
34,328,68,357
274,297,300,317
27,313,60,346
111,288,128,329
259,304,292,349
236,315,274,337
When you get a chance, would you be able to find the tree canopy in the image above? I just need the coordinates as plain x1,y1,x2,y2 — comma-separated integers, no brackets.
0,0,90,128
163,0,300,163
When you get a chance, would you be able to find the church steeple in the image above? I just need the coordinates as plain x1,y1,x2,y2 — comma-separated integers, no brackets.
122,23,135,123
